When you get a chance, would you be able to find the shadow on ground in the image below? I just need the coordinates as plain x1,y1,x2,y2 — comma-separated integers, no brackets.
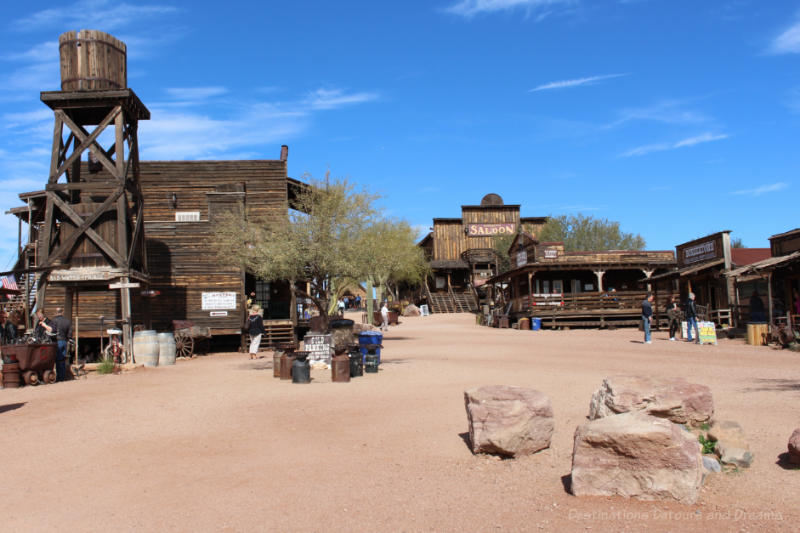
0,402,25,414
776,453,800,470
740,379,800,393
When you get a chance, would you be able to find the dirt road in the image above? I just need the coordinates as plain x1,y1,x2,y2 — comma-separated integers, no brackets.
1,313,798,532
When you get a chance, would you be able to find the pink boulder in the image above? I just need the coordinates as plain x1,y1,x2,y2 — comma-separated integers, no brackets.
789,428,800,465
571,412,703,504
589,375,714,427
464,385,554,457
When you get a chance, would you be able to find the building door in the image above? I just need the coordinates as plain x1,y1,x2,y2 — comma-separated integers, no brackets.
571,279,581,294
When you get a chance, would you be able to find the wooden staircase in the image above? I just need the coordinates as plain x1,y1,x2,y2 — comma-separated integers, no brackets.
429,292,456,313
452,291,478,313
427,287,478,314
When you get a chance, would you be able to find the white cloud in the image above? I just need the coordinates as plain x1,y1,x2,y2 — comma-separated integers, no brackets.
731,182,788,196
445,0,573,18
620,132,728,157
139,87,378,160
674,132,728,148
530,73,627,92
13,0,178,32
769,20,800,54
303,88,379,110
610,100,710,126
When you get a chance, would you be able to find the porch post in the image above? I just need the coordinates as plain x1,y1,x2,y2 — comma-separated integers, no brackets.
642,269,654,292
594,270,605,292
527,271,533,314
767,271,773,325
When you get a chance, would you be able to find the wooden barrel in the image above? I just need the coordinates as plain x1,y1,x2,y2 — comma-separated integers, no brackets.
59,30,127,91
157,332,176,366
746,323,768,346
133,330,159,367
2,362,21,388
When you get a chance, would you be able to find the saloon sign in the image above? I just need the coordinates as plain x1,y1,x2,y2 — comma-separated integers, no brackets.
466,223,516,237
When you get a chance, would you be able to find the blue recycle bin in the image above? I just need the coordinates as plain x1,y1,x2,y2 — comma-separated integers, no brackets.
531,317,542,331
358,331,383,365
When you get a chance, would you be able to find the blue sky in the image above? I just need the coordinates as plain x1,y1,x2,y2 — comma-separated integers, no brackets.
1,0,799,270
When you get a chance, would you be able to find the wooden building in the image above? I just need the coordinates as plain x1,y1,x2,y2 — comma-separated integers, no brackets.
9,155,307,347
487,233,676,328
648,231,770,327
726,228,800,326
5,30,307,356
418,193,546,313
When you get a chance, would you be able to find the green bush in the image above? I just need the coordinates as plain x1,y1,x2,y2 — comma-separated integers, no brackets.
96,358,116,375
698,434,716,455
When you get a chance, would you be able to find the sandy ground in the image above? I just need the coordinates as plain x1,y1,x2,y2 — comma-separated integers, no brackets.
1,312,799,532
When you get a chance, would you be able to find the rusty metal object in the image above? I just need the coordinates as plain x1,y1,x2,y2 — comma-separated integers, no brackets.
43,370,57,384
331,355,350,383
3,344,56,386
280,353,295,380
273,351,283,378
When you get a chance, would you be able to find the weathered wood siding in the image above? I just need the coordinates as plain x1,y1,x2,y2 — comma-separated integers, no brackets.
432,220,465,261
40,159,290,337
140,160,288,335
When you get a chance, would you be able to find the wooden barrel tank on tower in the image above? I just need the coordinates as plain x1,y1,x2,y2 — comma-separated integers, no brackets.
59,30,127,91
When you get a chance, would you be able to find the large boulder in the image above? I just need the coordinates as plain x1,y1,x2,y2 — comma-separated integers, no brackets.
571,412,703,504
464,385,554,457
788,428,800,465
403,304,421,317
708,420,753,468
589,375,713,426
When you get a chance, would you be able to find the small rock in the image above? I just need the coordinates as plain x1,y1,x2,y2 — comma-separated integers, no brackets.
702,455,721,473
464,385,554,457
708,420,753,468
787,428,800,464
402,304,421,317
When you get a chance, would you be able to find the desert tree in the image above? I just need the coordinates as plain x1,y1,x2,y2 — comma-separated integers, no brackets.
214,174,378,329
538,214,645,251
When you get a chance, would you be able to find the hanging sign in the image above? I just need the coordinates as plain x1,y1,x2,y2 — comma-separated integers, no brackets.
201,292,237,310
516,249,527,267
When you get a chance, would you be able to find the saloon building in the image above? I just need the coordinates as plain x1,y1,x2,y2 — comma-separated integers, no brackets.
418,194,546,313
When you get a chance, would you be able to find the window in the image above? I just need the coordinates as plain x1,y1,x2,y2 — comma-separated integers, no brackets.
175,211,200,222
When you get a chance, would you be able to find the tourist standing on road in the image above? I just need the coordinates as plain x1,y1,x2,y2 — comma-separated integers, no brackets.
0,310,17,344
641,292,654,344
52,308,72,382
380,301,389,331
665,295,680,341
34,309,53,341
248,306,265,360
355,295,361,310
684,292,700,343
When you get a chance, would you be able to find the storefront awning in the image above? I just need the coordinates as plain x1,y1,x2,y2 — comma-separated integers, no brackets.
725,251,800,280
648,258,726,282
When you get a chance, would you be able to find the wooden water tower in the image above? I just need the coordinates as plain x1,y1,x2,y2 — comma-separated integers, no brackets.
36,30,150,359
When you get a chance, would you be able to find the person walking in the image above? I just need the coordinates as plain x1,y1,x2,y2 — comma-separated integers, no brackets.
665,295,680,341
380,301,389,331
641,292,654,344
684,292,700,343
247,306,265,360
51,308,72,382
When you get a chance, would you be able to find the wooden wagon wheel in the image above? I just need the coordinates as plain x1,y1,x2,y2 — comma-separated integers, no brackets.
175,332,194,358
